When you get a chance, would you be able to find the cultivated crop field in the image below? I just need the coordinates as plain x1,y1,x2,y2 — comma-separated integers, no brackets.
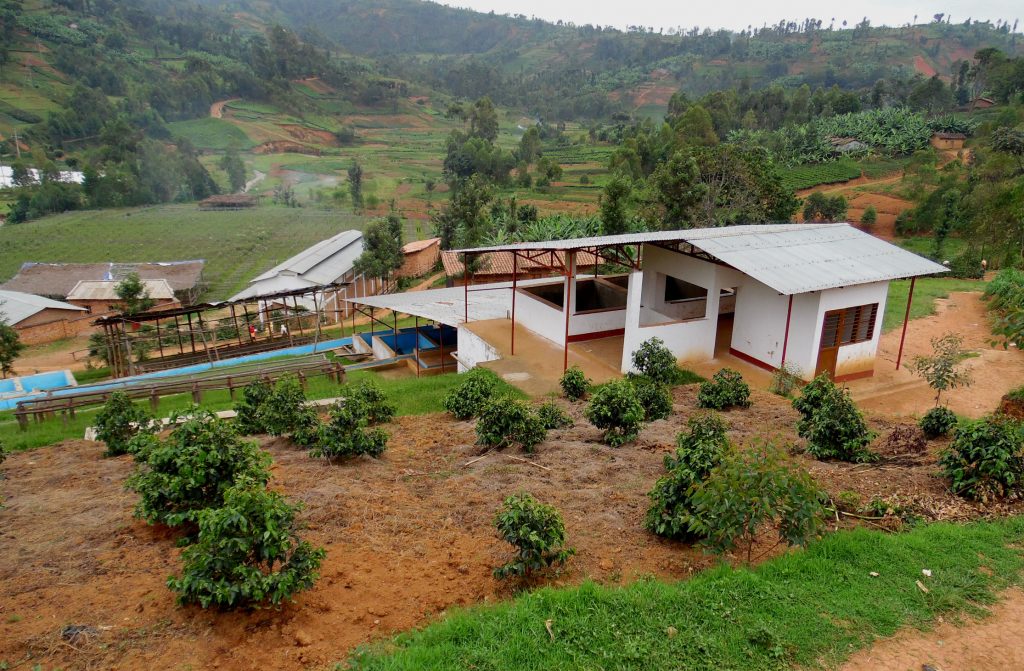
0,205,378,300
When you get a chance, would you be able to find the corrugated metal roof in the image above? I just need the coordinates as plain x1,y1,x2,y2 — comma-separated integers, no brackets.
67,279,176,301
440,250,601,277
455,224,948,295
0,289,85,325
252,230,362,283
345,278,556,327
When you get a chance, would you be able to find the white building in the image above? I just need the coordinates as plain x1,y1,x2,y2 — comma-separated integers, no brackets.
346,224,947,382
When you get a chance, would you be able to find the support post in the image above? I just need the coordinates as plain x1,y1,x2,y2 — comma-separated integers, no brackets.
230,305,243,347
896,276,916,370
242,303,253,342
780,294,794,369
511,250,518,355
463,253,470,324
155,317,165,359
186,312,196,354
414,316,420,378
174,314,184,353
563,250,575,372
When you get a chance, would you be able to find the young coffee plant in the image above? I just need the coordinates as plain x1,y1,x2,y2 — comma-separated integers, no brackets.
631,337,678,384
168,485,326,609
476,397,547,452
584,379,646,447
260,377,309,437
345,379,396,425
768,363,801,398
697,368,751,410
939,415,1024,501
0,439,7,466
95,391,155,457
233,379,273,435
537,400,573,430
443,367,500,420
794,375,876,462
644,412,729,540
628,375,673,421
493,493,574,580
920,406,958,439
126,409,272,527
311,397,388,459
559,366,590,401
910,332,974,406
688,441,827,564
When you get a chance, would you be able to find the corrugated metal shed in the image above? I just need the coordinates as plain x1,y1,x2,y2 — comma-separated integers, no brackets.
234,230,363,301
455,224,948,295
0,289,86,325
67,279,176,301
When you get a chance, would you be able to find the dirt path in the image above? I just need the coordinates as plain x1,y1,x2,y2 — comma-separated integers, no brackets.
841,589,1024,671
851,291,1024,419
409,270,445,292
210,98,240,119
243,169,265,193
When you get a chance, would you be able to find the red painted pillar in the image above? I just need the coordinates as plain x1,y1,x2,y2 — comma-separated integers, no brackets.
780,294,794,369
896,276,916,370
511,251,518,355
563,250,575,372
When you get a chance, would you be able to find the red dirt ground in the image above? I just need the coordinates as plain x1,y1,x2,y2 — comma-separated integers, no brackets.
2,385,1018,670
914,55,938,77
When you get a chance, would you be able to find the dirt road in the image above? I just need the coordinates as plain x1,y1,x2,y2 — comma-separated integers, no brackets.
209,98,240,119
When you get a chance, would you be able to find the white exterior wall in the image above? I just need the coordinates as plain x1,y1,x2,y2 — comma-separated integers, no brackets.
730,281,821,379
456,325,501,372
620,247,744,373
813,281,890,379
512,279,628,347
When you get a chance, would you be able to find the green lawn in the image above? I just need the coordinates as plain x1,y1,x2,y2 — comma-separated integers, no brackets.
883,276,988,332
348,517,1024,670
0,368,523,452
0,205,378,300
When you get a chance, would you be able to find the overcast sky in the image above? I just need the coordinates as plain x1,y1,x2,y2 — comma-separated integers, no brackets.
441,0,1021,32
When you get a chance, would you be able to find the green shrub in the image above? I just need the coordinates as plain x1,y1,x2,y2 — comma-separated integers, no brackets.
95,391,155,457
948,248,986,279
443,368,500,419
168,485,326,609
644,413,729,540
537,401,573,430
920,406,958,438
697,368,751,410
233,379,273,435
689,442,827,563
794,378,876,462
559,366,590,401
493,493,574,579
312,397,389,459
584,379,646,447
861,205,877,225
289,405,324,449
629,375,673,421
345,379,396,425
0,440,7,465
126,410,271,526
476,397,547,452
261,377,309,437
939,416,1024,501
631,338,678,384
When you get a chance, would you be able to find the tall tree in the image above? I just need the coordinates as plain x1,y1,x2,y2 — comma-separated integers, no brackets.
0,316,24,378
220,147,247,193
354,215,405,279
348,160,364,210
600,174,633,235
115,273,155,316
469,97,499,143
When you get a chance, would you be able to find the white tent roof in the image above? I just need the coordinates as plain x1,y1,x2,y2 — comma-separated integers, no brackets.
0,289,86,325
455,224,948,295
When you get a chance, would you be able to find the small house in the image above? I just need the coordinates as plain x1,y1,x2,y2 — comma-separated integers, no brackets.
0,289,89,344
67,279,179,316
930,132,966,150
397,238,441,278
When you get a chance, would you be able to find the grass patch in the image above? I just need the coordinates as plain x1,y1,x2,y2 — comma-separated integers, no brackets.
167,117,256,150
0,369,524,452
348,517,1024,670
883,277,988,332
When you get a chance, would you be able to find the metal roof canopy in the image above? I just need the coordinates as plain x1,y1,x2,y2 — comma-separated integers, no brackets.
454,224,949,295
344,278,558,327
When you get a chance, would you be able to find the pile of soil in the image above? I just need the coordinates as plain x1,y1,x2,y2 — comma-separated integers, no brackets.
1,387,1020,670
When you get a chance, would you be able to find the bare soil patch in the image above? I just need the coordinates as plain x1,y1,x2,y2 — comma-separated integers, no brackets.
2,383,1018,670
841,589,1024,671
